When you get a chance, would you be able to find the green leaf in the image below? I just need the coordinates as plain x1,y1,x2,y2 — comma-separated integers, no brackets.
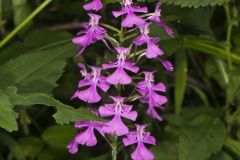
42,125,77,149
0,41,28,64
0,132,26,160
164,107,227,160
18,137,44,159
225,138,240,156
151,140,178,160
174,50,188,115
179,115,226,160
161,0,229,8
0,42,75,94
180,8,214,36
209,151,233,160
5,86,102,124
24,30,72,48
0,89,18,132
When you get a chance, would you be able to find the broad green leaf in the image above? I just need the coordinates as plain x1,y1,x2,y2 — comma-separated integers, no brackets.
42,125,76,149
0,132,26,160
0,42,75,94
0,41,28,64
225,138,240,156
18,137,44,159
179,115,226,160
151,140,178,160
0,89,18,132
24,30,72,48
165,107,227,160
180,8,214,36
209,151,234,160
161,0,229,8
174,50,188,115
5,86,102,124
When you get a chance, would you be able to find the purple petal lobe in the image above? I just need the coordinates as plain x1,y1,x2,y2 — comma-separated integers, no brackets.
83,0,103,11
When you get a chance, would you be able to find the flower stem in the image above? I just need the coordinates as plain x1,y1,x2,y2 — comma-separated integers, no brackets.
0,0,52,48
224,2,234,134
224,2,233,70
101,23,121,33
112,136,118,160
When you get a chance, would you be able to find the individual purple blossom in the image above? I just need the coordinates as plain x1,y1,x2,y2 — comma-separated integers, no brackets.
136,72,167,121
123,124,156,160
147,2,174,37
72,13,106,56
160,59,174,72
67,121,105,154
134,23,164,59
83,0,103,11
102,47,139,85
99,96,137,136
112,0,148,28
72,65,110,103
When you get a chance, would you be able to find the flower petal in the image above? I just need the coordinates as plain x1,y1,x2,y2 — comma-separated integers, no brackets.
74,85,101,103
131,142,154,160
146,41,164,58
103,116,129,136
83,0,103,11
106,67,132,85
121,12,145,28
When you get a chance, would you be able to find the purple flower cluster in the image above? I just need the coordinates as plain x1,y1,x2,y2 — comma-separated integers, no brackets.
67,0,173,159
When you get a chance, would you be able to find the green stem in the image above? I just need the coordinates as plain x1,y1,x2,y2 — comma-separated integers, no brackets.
101,23,121,33
122,33,138,42
119,23,124,43
224,3,233,70
112,136,118,160
224,2,234,134
20,109,31,135
0,0,52,48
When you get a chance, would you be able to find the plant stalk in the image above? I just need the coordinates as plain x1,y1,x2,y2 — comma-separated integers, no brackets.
0,0,52,48
112,136,118,160
224,2,234,134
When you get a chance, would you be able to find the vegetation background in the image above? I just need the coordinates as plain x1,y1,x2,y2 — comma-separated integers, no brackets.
0,0,240,159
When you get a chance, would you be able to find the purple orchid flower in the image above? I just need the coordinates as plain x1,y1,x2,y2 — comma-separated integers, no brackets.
123,124,156,160
112,0,148,28
72,13,106,56
83,0,103,11
147,2,174,37
72,65,110,103
136,72,167,121
134,23,164,59
102,47,139,85
67,121,105,154
99,96,137,136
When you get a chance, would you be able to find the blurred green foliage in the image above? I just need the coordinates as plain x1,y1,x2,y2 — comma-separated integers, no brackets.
0,0,240,159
